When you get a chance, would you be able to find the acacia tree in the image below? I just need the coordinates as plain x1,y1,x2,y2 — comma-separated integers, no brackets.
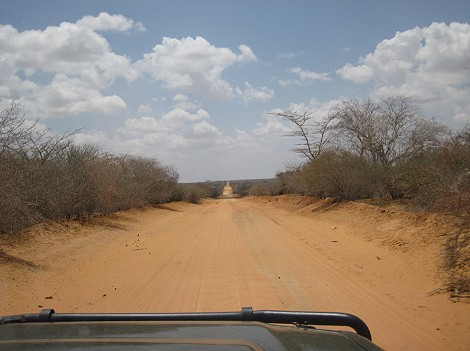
274,96,450,200
328,96,448,166
271,110,333,160
276,96,448,165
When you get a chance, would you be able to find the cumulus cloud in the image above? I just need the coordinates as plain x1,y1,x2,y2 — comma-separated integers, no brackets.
252,115,291,136
17,73,128,116
113,106,228,154
279,67,331,86
137,36,257,101
235,82,274,103
337,22,470,126
238,45,257,62
0,17,258,120
336,63,373,83
189,120,222,139
172,94,202,110
0,14,139,118
76,12,145,32
118,107,211,145
137,104,152,114
74,103,296,181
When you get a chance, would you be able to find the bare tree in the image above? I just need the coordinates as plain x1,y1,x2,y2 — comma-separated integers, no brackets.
271,111,332,160
1,99,79,162
327,99,380,160
327,96,448,165
0,99,36,158
22,127,78,163
276,97,447,165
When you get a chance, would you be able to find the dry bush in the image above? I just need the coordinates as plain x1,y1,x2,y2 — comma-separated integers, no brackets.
300,151,384,200
441,225,470,294
184,182,221,199
183,187,202,204
0,154,38,233
248,180,282,196
0,101,180,234
276,167,306,195
432,128,470,294
275,96,468,295
430,127,470,216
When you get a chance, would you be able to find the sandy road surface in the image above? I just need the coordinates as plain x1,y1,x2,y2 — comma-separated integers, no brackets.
1,196,469,350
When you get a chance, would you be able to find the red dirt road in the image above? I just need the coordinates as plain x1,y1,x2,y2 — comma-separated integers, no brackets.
1,196,468,350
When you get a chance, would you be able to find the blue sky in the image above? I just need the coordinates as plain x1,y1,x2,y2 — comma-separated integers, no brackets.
1,1,469,182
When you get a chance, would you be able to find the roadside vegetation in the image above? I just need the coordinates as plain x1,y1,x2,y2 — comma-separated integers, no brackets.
267,96,469,294
0,100,183,235
2,96,468,294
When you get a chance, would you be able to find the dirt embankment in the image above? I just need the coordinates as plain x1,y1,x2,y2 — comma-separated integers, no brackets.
1,196,468,351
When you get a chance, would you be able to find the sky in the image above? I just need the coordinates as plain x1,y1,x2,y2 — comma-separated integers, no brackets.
1,0,469,182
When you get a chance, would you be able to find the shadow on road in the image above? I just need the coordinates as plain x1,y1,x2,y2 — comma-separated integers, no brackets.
153,204,182,212
0,249,43,270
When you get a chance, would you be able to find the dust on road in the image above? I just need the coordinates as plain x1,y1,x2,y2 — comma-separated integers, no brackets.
1,196,468,350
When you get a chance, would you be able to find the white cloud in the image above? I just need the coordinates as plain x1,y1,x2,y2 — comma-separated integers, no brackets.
0,23,137,84
71,95,126,115
173,94,189,102
120,108,210,136
137,36,257,101
252,115,291,136
236,82,274,103
0,20,258,122
270,98,342,127
30,73,127,116
137,104,152,114
335,63,373,83
172,94,201,110
238,45,257,62
161,108,209,124
74,103,296,182
0,16,139,118
189,120,222,138
74,129,111,146
279,67,331,86
76,12,145,32
112,106,224,154
337,22,470,127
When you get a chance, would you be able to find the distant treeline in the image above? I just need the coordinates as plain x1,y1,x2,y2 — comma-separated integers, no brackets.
182,179,278,199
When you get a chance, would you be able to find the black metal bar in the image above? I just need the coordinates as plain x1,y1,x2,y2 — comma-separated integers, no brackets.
252,310,372,341
0,307,371,340
48,311,246,322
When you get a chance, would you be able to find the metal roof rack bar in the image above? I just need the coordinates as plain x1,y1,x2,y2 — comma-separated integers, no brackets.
0,307,372,340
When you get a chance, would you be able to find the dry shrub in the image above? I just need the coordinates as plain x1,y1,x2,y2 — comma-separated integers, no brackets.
401,127,470,294
300,150,384,200
441,224,470,294
1,101,179,234
276,167,306,195
248,180,282,196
